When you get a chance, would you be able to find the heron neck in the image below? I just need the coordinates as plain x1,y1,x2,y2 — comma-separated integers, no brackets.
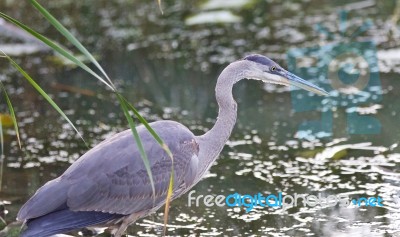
196,63,244,178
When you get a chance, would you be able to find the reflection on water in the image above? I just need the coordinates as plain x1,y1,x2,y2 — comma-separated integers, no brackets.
0,0,400,236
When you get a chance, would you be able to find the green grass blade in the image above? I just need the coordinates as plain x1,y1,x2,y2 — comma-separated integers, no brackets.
2,4,172,226
0,116,3,157
28,1,159,201
163,168,174,236
0,12,113,91
119,95,176,234
0,82,21,149
28,2,164,197
4,55,86,145
0,116,3,191
116,93,156,198
121,96,173,157
120,95,175,235
29,0,115,88
0,81,18,192
1,7,159,199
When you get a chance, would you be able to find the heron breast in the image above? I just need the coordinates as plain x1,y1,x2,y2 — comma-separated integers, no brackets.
182,138,199,156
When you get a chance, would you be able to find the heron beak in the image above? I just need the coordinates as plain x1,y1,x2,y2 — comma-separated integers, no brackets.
285,71,329,96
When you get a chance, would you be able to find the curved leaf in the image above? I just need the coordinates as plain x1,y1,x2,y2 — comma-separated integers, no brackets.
0,12,113,91
116,93,156,199
29,0,115,88
0,82,21,149
3,54,86,146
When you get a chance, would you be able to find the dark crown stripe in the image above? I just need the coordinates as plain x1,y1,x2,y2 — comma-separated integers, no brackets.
243,54,273,66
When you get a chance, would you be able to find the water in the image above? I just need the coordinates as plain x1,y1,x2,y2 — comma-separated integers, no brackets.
0,0,400,236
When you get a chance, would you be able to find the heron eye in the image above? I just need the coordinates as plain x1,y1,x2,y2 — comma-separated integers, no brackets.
270,66,276,71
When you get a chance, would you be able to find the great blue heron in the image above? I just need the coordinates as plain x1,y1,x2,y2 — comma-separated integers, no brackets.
17,54,328,237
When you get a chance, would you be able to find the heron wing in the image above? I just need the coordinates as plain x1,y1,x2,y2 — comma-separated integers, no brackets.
17,177,69,220
64,120,199,215
18,120,199,220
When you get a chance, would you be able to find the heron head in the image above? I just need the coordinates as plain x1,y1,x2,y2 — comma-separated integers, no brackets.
242,54,329,96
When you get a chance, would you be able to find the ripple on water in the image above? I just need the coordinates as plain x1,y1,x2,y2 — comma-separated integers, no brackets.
215,138,400,236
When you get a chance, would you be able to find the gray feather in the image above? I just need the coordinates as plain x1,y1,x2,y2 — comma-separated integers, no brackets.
18,120,199,219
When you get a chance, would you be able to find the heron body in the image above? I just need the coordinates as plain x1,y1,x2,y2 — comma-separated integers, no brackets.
18,54,328,236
